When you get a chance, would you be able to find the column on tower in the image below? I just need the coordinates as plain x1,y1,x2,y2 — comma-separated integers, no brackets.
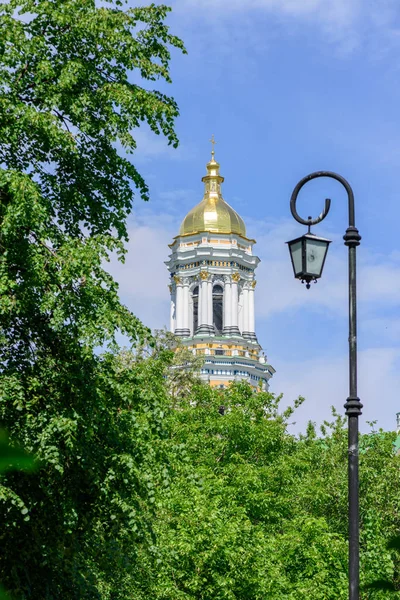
174,278,185,336
248,281,257,341
207,278,213,328
169,284,176,333
230,273,240,335
238,287,243,334
201,276,208,325
182,278,190,336
223,275,232,334
197,271,213,335
242,283,250,339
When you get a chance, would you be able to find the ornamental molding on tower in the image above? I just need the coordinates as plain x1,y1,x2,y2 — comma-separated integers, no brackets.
232,272,241,283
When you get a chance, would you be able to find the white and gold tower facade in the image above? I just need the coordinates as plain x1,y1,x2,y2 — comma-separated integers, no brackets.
166,146,275,390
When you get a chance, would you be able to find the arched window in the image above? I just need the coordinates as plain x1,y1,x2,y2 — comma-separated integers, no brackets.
213,285,223,333
192,286,199,333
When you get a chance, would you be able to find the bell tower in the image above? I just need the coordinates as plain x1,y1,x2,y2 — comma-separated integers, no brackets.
166,143,275,390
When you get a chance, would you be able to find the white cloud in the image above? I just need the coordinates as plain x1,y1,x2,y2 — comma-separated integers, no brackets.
249,217,400,319
109,214,179,329
178,0,358,26
273,346,400,433
171,0,400,56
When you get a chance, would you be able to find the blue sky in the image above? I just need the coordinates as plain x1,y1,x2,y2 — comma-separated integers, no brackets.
110,0,400,433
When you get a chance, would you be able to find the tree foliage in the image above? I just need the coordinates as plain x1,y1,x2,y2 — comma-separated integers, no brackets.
0,0,186,362
0,0,185,240
150,387,400,599
0,0,185,597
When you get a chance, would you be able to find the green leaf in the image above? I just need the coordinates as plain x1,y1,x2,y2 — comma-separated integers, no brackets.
0,430,36,474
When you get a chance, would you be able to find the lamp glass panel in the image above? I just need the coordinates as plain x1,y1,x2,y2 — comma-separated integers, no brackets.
290,240,303,276
305,239,328,276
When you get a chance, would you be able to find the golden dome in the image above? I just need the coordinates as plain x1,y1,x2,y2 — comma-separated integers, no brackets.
179,147,246,238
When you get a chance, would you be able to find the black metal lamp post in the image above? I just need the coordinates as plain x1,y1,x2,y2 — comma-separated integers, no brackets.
287,171,363,600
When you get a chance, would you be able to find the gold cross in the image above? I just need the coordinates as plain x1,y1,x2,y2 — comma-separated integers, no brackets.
210,134,217,156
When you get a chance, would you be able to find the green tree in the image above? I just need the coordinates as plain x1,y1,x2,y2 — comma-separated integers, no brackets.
149,383,400,599
0,1,185,597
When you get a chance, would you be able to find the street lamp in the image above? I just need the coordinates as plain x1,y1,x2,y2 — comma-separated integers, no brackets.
287,231,331,288
287,171,363,600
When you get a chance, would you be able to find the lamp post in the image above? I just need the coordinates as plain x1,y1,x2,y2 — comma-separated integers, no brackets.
286,171,362,600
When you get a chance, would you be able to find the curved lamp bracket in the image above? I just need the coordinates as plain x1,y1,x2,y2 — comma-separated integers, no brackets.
290,170,356,228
